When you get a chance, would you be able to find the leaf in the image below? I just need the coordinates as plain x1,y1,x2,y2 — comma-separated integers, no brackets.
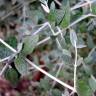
84,56,93,65
59,0,70,28
47,1,56,22
0,36,17,59
87,34,95,49
83,64,92,75
39,79,51,91
47,6,56,22
14,55,28,75
5,68,19,86
70,29,77,47
77,58,83,66
89,75,96,92
62,49,71,57
17,42,23,53
92,3,96,15
50,1,55,10
6,36,17,49
22,34,39,55
77,80,92,96
0,43,12,59
86,49,96,64
51,89,61,96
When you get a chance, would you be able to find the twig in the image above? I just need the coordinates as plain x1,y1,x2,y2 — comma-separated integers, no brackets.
29,65,45,71
51,63,63,89
74,41,78,92
33,22,49,35
71,0,96,11
0,4,22,20
54,0,62,6
0,56,11,63
0,0,35,21
85,0,92,12
56,38,62,49
67,13,95,29
25,58,75,92
0,63,9,76
22,4,27,26
37,36,51,46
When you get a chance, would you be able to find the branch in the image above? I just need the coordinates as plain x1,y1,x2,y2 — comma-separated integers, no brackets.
0,56,11,63
0,63,9,76
74,41,78,92
67,13,95,29
25,58,75,92
51,63,63,89
71,0,96,11
54,0,62,6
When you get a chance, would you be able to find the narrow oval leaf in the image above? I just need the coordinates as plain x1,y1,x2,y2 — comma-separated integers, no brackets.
0,44,12,59
62,49,71,57
6,36,17,49
77,80,92,96
92,3,96,15
89,75,96,92
22,34,39,55
5,68,19,86
70,29,77,47
14,55,28,75
60,0,70,28
50,1,55,10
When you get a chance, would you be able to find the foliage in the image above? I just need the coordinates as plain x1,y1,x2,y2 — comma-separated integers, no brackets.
0,0,96,96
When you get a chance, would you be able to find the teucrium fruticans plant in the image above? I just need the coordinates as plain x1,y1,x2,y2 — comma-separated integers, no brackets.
0,0,96,95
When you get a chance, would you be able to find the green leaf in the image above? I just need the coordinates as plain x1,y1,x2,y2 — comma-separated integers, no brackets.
0,36,17,59
0,43,12,59
77,80,92,96
6,36,17,49
14,55,28,75
87,34,95,49
39,79,51,91
47,10,56,22
84,56,93,65
47,1,56,22
59,0,70,28
5,68,19,86
83,64,92,76
92,3,96,15
89,75,96,92
22,34,39,55
51,89,61,96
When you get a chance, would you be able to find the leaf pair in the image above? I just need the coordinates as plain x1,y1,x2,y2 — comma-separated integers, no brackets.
14,35,39,75
47,0,70,28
